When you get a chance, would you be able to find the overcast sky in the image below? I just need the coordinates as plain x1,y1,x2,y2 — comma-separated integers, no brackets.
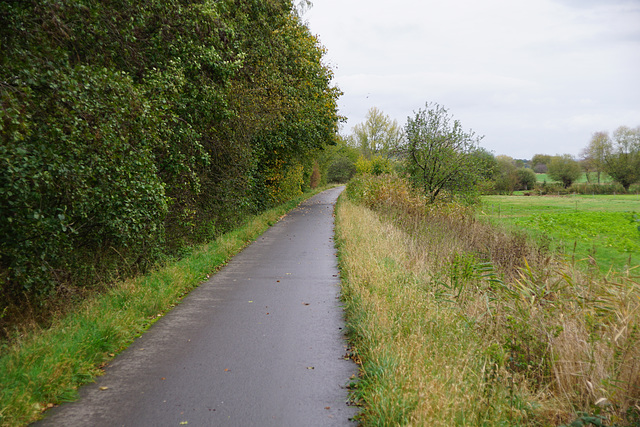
303,0,640,159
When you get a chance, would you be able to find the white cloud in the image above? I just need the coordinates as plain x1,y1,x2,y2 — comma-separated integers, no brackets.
305,0,640,159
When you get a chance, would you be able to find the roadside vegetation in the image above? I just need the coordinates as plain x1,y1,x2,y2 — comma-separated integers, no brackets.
2,0,638,424
0,189,327,426
1,0,343,332
1,1,356,423
337,174,640,426
335,103,639,426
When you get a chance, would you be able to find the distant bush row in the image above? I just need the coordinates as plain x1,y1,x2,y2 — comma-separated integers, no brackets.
0,0,340,314
481,177,640,196
534,182,640,196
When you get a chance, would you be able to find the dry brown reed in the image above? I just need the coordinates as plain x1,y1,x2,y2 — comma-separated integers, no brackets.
340,174,640,426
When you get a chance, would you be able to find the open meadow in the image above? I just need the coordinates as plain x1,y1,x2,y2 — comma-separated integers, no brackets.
480,195,640,273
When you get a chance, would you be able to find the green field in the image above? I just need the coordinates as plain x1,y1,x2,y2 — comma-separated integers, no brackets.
480,194,640,272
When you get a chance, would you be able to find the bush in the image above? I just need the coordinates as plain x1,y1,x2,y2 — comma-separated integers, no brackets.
477,180,498,195
570,182,627,195
355,155,394,175
0,0,340,325
516,168,537,191
327,157,356,183
533,163,547,173
1,65,167,302
536,182,570,195
265,163,304,206
535,182,631,195
548,155,582,188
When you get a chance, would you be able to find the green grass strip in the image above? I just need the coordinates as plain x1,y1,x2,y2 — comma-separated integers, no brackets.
0,188,328,427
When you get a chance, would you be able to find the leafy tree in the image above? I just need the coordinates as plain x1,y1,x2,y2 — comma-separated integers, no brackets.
548,155,582,188
224,0,341,210
581,131,610,184
494,155,519,194
579,157,596,183
516,168,537,190
471,148,498,181
318,137,359,184
403,102,484,203
0,0,341,313
349,107,403,158
604,126,640,190
492,156,537,193
470,148,498,194
531,154,552,173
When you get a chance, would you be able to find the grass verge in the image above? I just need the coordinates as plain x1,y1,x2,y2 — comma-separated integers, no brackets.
337,175,640,426
0,188,328,426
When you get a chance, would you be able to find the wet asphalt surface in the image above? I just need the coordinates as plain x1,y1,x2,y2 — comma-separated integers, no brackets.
35,186,358,426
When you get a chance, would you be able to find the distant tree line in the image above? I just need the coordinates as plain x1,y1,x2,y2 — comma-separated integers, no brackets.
342,104,538,201
582,126,640,190
527,126,640,191
340,104,489,203
340,106,640,199
0,0,340,311
454,125,639,194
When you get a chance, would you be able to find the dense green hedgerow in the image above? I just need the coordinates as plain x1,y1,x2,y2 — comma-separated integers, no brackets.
0,0,340,324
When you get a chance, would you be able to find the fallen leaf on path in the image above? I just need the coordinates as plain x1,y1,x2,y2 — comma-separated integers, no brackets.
325,407,331,410
99,387,109,391
307,366,314,370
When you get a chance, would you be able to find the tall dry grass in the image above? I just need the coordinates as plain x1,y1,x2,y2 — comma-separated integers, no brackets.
338,174,640,426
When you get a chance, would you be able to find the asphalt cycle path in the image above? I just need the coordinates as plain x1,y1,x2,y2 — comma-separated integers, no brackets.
36,186,357,426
